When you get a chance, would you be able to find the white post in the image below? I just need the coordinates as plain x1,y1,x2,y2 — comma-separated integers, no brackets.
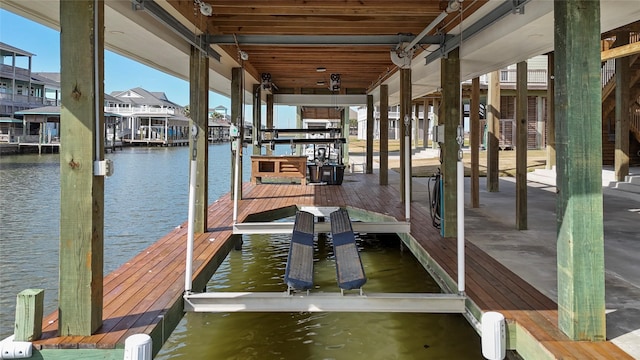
457,160,465,293
185,123,199,293
184,157,197,293
124,334,152,360
404,116,411,221
232,136,241,223
404,136,411,221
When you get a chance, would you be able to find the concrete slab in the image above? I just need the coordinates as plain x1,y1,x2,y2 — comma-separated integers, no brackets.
350,152,640,358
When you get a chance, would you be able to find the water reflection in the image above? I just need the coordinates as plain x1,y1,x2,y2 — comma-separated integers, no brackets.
0,144,249,337
0,146,481,358
156,232,481,359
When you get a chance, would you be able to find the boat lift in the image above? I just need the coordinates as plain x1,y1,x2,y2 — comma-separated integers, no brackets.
183,117,467,315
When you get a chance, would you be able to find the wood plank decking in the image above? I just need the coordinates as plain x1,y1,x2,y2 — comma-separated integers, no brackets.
33,173,632,359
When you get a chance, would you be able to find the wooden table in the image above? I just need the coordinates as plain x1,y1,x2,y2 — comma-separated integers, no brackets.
251,155,307,185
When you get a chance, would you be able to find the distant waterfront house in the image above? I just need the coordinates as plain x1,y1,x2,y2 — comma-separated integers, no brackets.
208,106,231,142
356,55,551,149
0,42,61,142
14,106,61,145
14,105,123,151
107,87,189,146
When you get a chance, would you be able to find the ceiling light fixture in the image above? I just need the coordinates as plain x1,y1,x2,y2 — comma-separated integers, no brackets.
316,67,326,72
329,74,341,91
261,73,273,91
446,0,463,13
194,0,213,16
316,81,326,86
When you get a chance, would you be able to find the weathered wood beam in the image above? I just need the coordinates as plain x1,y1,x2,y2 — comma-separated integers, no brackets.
266,93,274,156
487,71,500,192
601,41,640,61
59,0,104,335
380,85,389,185
366,95,374,174
470,77,480,208
441,47,460,237
432,98,440,150
546,52,556,170
231,67,243,200
615,34,630,181
554,0,606,341
413,103,420,149
423,98,430,148
14,289,44,341
342,107,350,165
190,45,209,232
516,61,528,230
399,68,412,202
253,84,262,155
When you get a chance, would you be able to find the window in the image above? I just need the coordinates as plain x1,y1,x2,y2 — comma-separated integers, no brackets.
500,70,509,82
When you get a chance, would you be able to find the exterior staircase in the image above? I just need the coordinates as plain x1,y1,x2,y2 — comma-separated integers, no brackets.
527,167,640,196
612,173,640,193
601,32,640,166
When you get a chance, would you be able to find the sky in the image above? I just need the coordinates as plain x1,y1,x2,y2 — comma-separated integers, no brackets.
0,8,297,125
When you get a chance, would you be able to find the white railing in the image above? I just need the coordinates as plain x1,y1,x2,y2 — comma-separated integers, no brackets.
104,106,177,115
0,93,48,105
497,69,547,85
0,64,30,78
601,59,616,88
462,69,547,86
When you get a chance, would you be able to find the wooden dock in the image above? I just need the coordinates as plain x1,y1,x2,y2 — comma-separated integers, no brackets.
32,173,632,359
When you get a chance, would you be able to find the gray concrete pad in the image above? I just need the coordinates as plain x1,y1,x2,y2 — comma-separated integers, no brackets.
349,152,640,358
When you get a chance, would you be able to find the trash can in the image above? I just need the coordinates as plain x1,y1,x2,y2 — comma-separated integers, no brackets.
320,165,334,183
333,164,345,185
320,164,345,185
307,163,321,183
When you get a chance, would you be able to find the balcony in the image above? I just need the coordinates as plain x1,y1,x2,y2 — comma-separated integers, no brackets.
104,106,177,115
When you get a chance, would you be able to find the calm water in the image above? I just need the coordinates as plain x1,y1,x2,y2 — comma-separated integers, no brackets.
0,144,481,359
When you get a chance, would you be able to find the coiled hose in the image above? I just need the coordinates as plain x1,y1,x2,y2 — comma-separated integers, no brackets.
427,168,442,229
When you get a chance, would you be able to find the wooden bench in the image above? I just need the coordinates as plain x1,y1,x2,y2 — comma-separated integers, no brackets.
284,211,315,292
251,155,307,185
330,209,367,291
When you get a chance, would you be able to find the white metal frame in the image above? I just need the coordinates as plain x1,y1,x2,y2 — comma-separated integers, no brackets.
184,292,466,313
232,221,411,235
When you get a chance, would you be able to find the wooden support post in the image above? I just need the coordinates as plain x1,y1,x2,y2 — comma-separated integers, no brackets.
414,103,420,149
190,44,209,232
546,52,556,170
366,95,374,174
516,61,528,230
487,71,500,192
59,0,104,335
554,0,606,341
432,99,440,149
266,93,274,156
615,33,630,181
14,289,44,341
399,68,412,202
342,108,350,165
470,77,480,208
423,98,430,148
231,67,243,200
296,106,303,156
379,85,389,185
253,84,262,155
441,47,460,237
